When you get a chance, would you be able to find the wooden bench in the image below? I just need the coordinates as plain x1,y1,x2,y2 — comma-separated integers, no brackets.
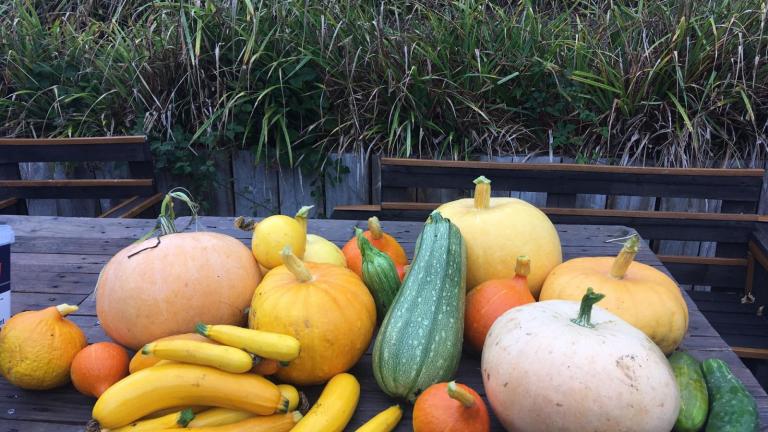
0,136,163,218
333,158,768,362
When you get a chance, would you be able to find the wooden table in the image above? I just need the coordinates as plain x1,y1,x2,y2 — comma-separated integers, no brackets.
0,215,766,431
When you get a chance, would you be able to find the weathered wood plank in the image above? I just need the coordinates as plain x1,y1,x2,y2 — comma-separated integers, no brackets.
200,152,235,217
17,162,57,216
278,166,323,217
231,150,279,217
380,159,764,201
11,292,89,314
324,152,370,217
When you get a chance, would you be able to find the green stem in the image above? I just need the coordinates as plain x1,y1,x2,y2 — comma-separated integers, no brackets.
356,227,374,257
177,409,195,427
447,381,475,408
473,176,491,209
570,288,606,328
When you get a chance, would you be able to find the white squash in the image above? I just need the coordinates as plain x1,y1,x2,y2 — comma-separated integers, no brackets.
481,289,680,432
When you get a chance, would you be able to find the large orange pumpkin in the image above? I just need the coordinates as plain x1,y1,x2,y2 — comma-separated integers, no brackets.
96,191,261,350
249,248,376,385
342,217,407,277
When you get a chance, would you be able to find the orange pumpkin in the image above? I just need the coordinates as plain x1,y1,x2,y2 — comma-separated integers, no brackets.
249,248,376,385
0,304,87,390
464,256,535,352
413,381,490,432
252,358,280,376
70,342,129,397
343,217,407,277
129,333,214,373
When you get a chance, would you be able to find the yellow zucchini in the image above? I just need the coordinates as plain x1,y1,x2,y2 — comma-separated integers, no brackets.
154,412,302,432
354,405,403,432
185,408,253,428
92,363,287,429
109,408,195,431
142,340,254,374
291,373,360,432
196,323,300,362
277,384,300,411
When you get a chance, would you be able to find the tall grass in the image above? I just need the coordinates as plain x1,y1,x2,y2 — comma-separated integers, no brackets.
1,0,767,169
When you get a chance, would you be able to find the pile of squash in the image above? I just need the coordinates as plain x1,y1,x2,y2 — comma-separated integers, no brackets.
0,182,760,432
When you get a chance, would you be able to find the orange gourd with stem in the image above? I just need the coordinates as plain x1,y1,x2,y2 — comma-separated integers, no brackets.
464,256,535,352
413,381,490,432
343,217,407,277
248,247,376,385
70,342,129,397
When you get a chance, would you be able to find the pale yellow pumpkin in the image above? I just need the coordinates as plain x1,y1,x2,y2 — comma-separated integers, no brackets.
436,176,562,295
249,248,375,385
294,206,347,267
539,235,688,354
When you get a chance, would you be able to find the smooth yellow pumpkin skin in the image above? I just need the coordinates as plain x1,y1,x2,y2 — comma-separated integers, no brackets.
539,257,689,354
252,215,306,269
249,263,375,385
437,197,561,295
303,234,347,267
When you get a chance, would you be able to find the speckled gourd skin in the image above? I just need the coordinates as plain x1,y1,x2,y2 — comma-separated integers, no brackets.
372,211,467,402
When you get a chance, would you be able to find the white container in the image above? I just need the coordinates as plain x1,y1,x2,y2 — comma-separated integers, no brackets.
0,225,14,327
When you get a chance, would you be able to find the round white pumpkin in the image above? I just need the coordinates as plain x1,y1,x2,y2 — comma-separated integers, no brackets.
481,290,680,432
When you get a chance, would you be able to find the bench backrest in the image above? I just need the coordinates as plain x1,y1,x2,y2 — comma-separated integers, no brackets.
371,157,768,292
0,136,157,201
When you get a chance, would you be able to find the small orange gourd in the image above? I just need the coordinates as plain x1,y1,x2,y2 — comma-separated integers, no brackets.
70,342,129,397
464,256,535,352
413,381,490,432
251,358,280,376
342,217,407,277
0,304,87,390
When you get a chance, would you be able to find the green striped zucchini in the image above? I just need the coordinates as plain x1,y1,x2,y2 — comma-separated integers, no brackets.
372,211,466,402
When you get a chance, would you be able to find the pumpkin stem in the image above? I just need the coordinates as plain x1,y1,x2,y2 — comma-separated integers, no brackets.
368,216,384,240
281,246,313,282
447,381,475,408
515,256,531,277
610,235,639,279
473,176,492,210
55,304,78,317
571,288,606,328
234,216,257,232
138,188,200,241
177,409,196,427
294,206,314,232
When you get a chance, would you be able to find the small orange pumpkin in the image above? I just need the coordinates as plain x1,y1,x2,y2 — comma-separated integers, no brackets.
413,381,490,432
343,217,407,277
464,256,535,352
249,247,376,385
0,304,87,390
70,342,129,397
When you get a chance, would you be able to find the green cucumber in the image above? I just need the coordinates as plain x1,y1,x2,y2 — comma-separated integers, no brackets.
372,211,466,402
702,358,759,432
669,352,708,432
357,227,401,318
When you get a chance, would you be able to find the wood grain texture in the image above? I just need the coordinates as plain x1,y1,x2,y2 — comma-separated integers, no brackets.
231,150,279,216
0,216,766,430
